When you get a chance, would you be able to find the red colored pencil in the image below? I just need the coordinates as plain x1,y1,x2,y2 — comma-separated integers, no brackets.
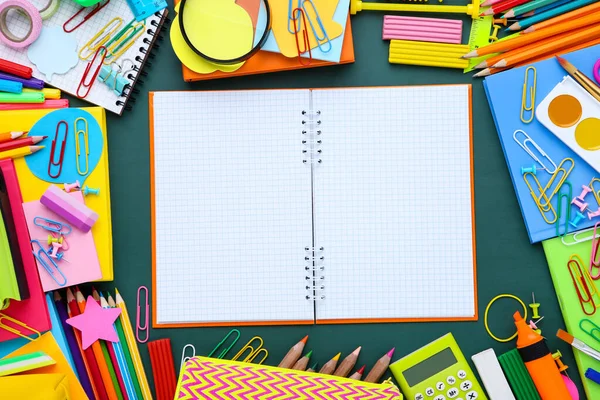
0,136,45,152
67,288,109,400
482,0,532,15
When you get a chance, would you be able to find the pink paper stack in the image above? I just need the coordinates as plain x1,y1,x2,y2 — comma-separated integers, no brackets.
383,16,463,44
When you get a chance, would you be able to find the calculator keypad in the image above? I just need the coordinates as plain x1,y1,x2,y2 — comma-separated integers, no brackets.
415,393,424,400
460,381,473,392
447,388,459,398
426,387,435,397
418,370,478,400
466,391,478,400
436,382,445,391
434,396,446,400
447,376,456,385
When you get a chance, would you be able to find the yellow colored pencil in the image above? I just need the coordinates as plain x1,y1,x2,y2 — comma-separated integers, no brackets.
0,145,43,160
115,289,153,400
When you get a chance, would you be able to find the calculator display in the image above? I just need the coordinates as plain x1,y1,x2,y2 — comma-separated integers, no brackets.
402,347,457,387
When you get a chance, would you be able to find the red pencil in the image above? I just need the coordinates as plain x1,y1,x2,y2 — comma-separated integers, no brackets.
0,136,45,152
482,0,531,15
67,288,109,400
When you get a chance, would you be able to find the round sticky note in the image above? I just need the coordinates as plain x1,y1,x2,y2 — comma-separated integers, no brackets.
575,117,600,151
548,94,582,128
25,108,104,185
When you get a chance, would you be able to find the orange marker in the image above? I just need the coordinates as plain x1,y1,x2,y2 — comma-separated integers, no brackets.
514,311,570,399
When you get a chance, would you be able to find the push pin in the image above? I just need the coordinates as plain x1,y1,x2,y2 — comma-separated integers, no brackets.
569,211,586,228
552,350,568,373
576,185,593,201
49,242,63,258
83,186,100,196
589,209,600,220
47,235,63,245
529,316,544,335
493,18,508,26
521,165,541,175
530,292,541,319
64,180,81,193
572,197,589,212
489,25,501,42
47,245,65,261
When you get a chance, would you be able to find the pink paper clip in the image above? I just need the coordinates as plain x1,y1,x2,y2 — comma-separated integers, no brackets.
591,222,600,280
136,286,149,343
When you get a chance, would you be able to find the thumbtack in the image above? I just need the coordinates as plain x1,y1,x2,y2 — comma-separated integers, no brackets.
528,316,544,335
489,24,501,42
47,235,63,245
576,185,593,201
83,186,100,196
572,197,589,212
521,165,540,175
569,212,586,228
64,180,81,193
529,292,541,319
552,350,568,373
47,246,65,261
589,209,600,220
49,242,63,258
493,18,508,26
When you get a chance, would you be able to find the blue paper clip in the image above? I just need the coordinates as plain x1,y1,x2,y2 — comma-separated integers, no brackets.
31,240,67,287
302,0,332,53
33,217,72,235
288,0,301,33
97,61,132,96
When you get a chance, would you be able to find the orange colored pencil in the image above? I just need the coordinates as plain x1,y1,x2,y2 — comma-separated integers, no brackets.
464,11,600,58
76,288,119,400
0,131,25,144
521,3,600,32
493,24,600,67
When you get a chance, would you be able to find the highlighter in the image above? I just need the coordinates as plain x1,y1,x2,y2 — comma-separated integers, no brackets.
514,311,570,400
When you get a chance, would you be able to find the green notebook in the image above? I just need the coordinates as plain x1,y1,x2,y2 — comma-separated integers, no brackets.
542,234,600,400
0,208,19,309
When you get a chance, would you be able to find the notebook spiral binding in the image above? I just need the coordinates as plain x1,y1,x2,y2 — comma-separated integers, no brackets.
116,10,169,112
305,247,325,300
301,110,322,164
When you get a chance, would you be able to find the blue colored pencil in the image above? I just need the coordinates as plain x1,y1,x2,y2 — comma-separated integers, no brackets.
507,0,597,31
519,0,571,17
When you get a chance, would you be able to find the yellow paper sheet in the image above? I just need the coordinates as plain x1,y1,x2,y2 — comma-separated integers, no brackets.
0,107,113,281
0,373,69,400
2,332,86,400
271,0,343,58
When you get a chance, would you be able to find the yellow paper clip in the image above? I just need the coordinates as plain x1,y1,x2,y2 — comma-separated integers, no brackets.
568,254,599,316
538,158,575,209
208,329,240,359
513,130,556,174
104,19,145,64
231,336,269,364
555,182,572,237
589,178,600,206
521,67,536,123
523,172,557,224
75,117,89,176
0,312,41,341
79,17,123,60
580,318,600,343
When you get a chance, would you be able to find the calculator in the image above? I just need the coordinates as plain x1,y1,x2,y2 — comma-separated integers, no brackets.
389,333,487,400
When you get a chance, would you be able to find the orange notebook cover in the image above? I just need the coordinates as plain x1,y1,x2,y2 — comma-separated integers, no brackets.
181,15,355,82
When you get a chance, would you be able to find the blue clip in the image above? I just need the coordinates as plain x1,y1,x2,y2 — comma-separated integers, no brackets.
97,65,129,96
302,0,332,53
33,217,72,235
288,0,301,33
31,240,67,287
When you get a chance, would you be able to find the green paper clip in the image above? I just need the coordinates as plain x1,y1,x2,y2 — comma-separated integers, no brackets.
208,329,241,359
580,319,600,344
556,181,572,237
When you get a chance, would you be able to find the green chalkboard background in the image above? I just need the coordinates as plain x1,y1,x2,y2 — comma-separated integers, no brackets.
64,3,583,397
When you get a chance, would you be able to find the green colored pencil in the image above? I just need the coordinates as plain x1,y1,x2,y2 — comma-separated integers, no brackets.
109,292,143,400
503,0,559,18
100,339,124,400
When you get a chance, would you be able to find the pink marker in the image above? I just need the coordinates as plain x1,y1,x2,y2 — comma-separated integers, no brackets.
0,99,68,111
40,185,98,232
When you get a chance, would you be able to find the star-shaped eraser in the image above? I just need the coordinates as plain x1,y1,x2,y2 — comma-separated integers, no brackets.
66,295,122,349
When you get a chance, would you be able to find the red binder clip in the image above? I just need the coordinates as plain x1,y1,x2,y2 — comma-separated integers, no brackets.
292,8,312,66
63,0,111,33
77,46,107,99
48,121,68,179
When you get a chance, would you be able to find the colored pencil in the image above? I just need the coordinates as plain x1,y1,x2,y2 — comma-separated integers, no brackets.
76,288,119,400
464,11,600,58
0,131,25,144
492,24,600,67
516,0,571,18
54,291,95,400
512,0,597,31
482,0,510,8
333,347,361,377
306,362,319,373
101,293,137,400
364,348,395,383
481,0,531,16
291,350,312,371
92,290,125,400
109,292,144,400
68,288,108,400
278,335,309,368
556,56,600,102
504,0,560,18
0,99,68,111
0,145,42,160
349,365,366,380
319,352,341,375
115,289,153,400
0,136,45,153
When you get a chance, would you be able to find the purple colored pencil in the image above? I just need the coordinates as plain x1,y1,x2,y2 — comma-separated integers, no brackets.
54,292,95,400
0,72,44,89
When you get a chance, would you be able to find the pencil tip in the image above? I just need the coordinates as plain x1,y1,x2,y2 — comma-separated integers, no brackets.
333,352,341,361
301,335,309,344
387,348,396,358
306,350,313,359
354,346,362,355
357,365,366,374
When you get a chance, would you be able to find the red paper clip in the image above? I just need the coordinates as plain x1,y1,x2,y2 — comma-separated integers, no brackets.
568,254,599,316
48,121,68,179
63,0,110,33
136,286,149,343
77,46,107,99
591,222,600,280
292,8,312,66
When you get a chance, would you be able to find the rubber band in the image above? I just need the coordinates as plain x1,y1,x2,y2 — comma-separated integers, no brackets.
484,294,527,343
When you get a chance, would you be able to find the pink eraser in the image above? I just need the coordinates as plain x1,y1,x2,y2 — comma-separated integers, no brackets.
40,185,98,232
383,15,463,44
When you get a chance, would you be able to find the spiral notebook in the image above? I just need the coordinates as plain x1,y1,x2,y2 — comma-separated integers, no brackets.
0,0,167,115
150,86,477,327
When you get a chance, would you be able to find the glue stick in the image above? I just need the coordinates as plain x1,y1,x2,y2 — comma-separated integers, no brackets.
514,311,570,400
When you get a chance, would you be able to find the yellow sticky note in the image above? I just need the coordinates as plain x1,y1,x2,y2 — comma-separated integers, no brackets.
271,0,343,58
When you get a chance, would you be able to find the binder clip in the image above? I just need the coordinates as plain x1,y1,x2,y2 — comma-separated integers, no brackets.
97,60,133,96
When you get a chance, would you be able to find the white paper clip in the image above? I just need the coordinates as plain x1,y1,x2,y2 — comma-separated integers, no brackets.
513,129,557,174
180,344,196,370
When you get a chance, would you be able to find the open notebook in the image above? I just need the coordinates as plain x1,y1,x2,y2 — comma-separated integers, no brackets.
150,86,477,326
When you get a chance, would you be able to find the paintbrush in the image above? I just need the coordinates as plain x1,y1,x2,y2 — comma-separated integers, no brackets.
556,56,600,103
557,329,600,362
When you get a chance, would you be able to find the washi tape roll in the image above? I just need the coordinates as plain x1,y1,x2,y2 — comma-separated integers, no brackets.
37,0,60,20
0,0,43,48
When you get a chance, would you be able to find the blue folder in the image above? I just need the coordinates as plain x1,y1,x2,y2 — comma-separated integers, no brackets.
484,44,600,243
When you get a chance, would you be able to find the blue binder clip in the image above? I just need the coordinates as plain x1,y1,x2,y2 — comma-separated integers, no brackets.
97,60,132,96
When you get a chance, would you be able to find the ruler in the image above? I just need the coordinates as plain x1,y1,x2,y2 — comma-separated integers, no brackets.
127,0,167,21
464,15,494,73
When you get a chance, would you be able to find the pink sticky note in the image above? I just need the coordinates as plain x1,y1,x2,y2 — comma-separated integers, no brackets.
22,191,102,291
66,296,121,349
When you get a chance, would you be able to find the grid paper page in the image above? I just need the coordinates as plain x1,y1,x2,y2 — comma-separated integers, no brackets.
152,90,315,325
0,0,165,114
312,86,475,321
